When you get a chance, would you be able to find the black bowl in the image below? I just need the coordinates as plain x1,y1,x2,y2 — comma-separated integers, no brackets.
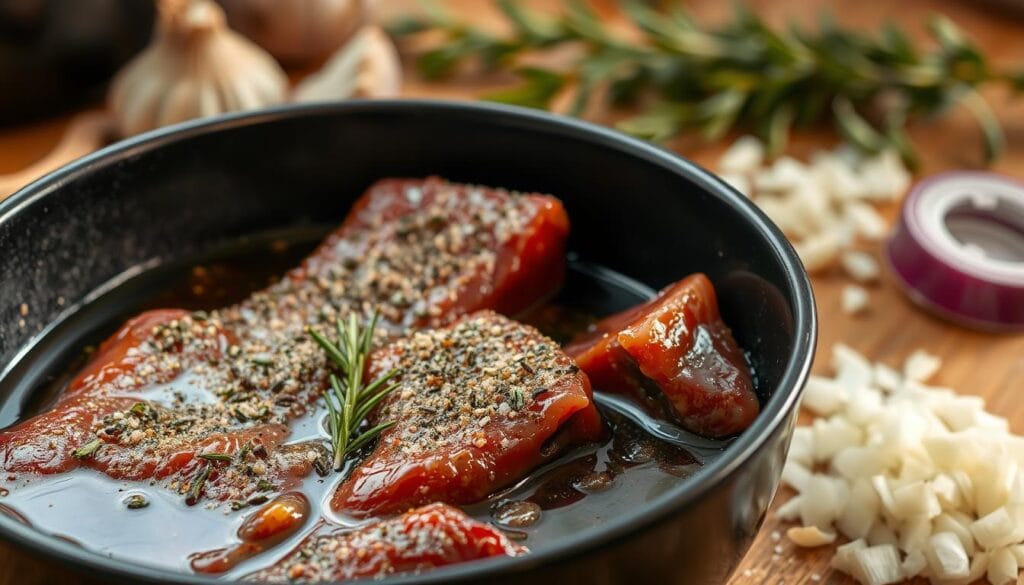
0,101,815,584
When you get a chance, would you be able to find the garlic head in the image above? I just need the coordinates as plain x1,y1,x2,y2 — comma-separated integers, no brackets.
217,0,368,66
108,0,289,137
292,25,402,103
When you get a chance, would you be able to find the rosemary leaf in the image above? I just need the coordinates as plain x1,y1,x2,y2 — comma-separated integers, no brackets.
616,102,692,141
484,68,567,110
197,453,233,462
185,464,211,506
496,0,562,44
347,422,397,454
352,382,402,427
308,311,401,471
958,88,1004,163
236,441,252,462
832,96,887,153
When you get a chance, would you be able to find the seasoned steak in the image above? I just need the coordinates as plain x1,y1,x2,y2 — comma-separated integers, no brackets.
249,503,525,582
565,274,758,438
331,310,603,517
0,178,574,505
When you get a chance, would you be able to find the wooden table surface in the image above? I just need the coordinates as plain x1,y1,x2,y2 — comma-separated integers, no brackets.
2,1,1024,583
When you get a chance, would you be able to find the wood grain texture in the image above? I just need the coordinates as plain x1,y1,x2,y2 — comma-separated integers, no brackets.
1,0,1024,583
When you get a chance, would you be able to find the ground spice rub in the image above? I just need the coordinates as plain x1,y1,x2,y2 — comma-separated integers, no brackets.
331,310,603,517
0,178,573,507
249,503,525,582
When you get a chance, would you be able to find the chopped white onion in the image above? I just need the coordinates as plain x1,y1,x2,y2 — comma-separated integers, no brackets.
837,479,880,539
971,508,1023,550
833,539,868,573
842,285,870,316
796,231,842,272
719,135,764,175
900,549,926,578
934,512,977,555
903,350,941,382
776,495,803,521
987,547,1019,585
802,375,847,416
925,532,971,579
718,172,751,197
780,344,1024,585
840,250,881,282
716,137,910,279
891,481,941,520
851,544,903,585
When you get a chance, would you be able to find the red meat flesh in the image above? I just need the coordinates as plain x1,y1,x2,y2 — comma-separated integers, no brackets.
249,503,525,582
0,178,574,505
565,274,758,438
331,311,603,518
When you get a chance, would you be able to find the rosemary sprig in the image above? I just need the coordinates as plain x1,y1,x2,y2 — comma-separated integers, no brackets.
391,0,1024,164
308,311,401,471
197,452,233,462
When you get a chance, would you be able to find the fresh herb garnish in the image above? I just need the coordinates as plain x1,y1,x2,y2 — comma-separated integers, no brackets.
185,464,211,506
392,0,1024,165
197,452,233,462
236,441,252,462
71,437,102,460
250,356,274,367
308,311,401,471
256,479,276,492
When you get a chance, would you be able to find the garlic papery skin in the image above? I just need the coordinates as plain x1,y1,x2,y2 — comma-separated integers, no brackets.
217,0,368,66
108,0,288,137
292,25,402,103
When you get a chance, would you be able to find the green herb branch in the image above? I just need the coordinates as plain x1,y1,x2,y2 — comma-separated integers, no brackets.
308,311,400,471
390,0,1024,165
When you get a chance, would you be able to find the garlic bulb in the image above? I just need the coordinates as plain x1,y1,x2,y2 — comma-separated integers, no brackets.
108,0,288,137
217,0,367,65
292,26,402,103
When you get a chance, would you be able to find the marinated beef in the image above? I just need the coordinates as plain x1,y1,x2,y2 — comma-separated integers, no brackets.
332,310,603,517
565,274,758,438
0,177,576,504
249,503,524,582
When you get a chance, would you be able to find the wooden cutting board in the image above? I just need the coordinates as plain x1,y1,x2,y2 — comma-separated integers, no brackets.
2,0,1024,583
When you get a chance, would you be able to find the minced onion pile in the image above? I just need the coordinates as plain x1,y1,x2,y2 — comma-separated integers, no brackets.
783,344,1024,585
717,137,911,316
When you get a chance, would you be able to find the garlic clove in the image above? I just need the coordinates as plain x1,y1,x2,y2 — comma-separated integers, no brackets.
159,77,206,128
292,25,402,103
0,112,113,199
108,0,288,137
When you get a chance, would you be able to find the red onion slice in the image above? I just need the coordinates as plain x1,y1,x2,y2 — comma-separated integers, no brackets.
886,171,1024,331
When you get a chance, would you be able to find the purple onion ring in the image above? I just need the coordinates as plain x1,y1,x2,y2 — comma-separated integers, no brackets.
886,171,1024,331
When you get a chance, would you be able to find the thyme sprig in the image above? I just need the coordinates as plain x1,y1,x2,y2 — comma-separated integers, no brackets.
308,311,400,471
391,0,1024,165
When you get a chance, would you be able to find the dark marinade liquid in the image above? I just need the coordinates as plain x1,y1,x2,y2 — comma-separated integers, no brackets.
0,230,700,579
